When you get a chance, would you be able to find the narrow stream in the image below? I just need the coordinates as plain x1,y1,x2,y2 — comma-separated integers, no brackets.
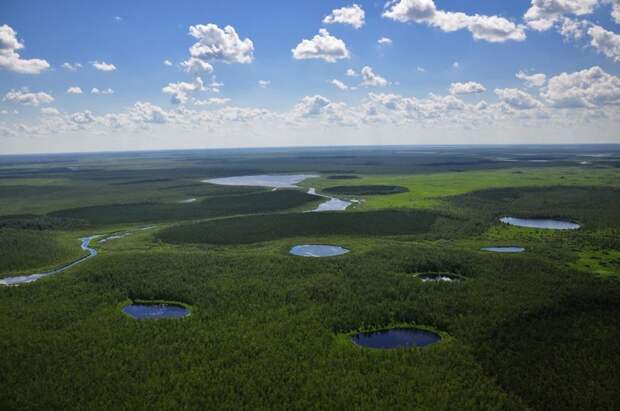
0,236,99,286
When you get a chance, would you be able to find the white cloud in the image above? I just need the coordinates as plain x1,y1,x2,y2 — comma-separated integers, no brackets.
292,29,350,63
383,0,526,43
361,66,388,87
378,37,393,46
258,80,270,88
612,0,620,24
114,16,122,22
346,68,358,77
330,79,349,91
194,97,231,106
3,89,54,106
0,24,50,74
41,107,60,115
449,81,486,95
62,62,82,71
452,61,460,70
91,87,114,95
163,59,173,66
91,61,116,71
182,23,254,73
516,71,547,88
542,66,620,108
588,25,620,63
495,88,543,110
323,4,365,29
559,18,590,40
66,86,83,94
294,95,332,117
524,0,599,31
162,77,205,104
417,66,426,73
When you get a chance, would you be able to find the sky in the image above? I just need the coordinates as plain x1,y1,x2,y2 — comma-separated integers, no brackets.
1,0,620,154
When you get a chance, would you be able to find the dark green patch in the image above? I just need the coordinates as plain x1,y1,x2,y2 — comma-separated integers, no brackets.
326,175,360,180
323,185,409,196
157,209,444,244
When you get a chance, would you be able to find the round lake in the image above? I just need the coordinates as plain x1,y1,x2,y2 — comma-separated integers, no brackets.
289,245,349,257
352,328,441,349
481,246,525,253
500,217,580,230
122,303,189,320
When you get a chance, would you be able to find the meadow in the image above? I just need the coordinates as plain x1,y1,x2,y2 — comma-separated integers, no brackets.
1,145,619,410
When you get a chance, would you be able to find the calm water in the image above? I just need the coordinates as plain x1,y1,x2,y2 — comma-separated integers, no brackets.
481,246,525,253
500,217,580,230
290,245,349,257
352,328,441,349
0,236,98,286
203,174,318,188
307,188,352,212
122,303,189,320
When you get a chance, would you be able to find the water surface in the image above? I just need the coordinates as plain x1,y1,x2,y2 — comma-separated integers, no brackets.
290,245,349,257
204,174,318,189
481,246,525,253
307,187,351,212
500,217,580,230
352,328,441,349
419,273,459,282
0,236,98,286
123,303,189,320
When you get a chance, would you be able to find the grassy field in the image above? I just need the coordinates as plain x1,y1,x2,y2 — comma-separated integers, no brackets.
1,146,619,410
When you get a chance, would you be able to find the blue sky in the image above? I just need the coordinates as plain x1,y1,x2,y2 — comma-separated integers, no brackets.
1,0,620,153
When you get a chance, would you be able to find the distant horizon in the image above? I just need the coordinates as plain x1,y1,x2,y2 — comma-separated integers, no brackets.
3,142,620,158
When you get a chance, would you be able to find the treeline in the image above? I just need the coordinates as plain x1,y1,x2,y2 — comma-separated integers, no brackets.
48,190,320,225
157,209,450,244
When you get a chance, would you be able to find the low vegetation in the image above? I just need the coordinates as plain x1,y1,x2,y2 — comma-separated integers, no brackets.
323,185,409,196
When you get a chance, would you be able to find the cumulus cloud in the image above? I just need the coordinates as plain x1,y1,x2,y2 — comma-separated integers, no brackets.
162,77,205,104
3,89,54,106
0,24,50,74
66,86,83,94
588,25,620,63
542,66,620,108
378,37,393,46
194,97,231,106
91,61,116,71
91,87,114,95
516,71,547,88
346,68,358,77
383,0,526,43
41,107,60,115
524,0,599,31
361,66,388,87
293,95,332,117
62,62,82,71
182,23,253,73
495,88,543,110
163,59,173,66
258,80,270,88
452,61,460,70
330,79,349,91
292,29,350,63
449,81,486,95
323,4,365,29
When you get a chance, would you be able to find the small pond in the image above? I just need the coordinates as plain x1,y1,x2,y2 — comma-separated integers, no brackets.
418,273,460,282
289,244,349,257
122,303,189,320
500,217,580,230
203,174,318,189
481,246,525,253
352,328,441,349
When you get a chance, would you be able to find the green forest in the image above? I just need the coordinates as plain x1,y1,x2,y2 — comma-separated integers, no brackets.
1,146,619,410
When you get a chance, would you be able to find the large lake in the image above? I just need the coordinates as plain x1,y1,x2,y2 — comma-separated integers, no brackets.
352,328,441,349
500,217,580,230
203,174,318,188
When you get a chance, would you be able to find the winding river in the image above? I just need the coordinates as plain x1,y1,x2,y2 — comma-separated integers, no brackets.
0,236,99,286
